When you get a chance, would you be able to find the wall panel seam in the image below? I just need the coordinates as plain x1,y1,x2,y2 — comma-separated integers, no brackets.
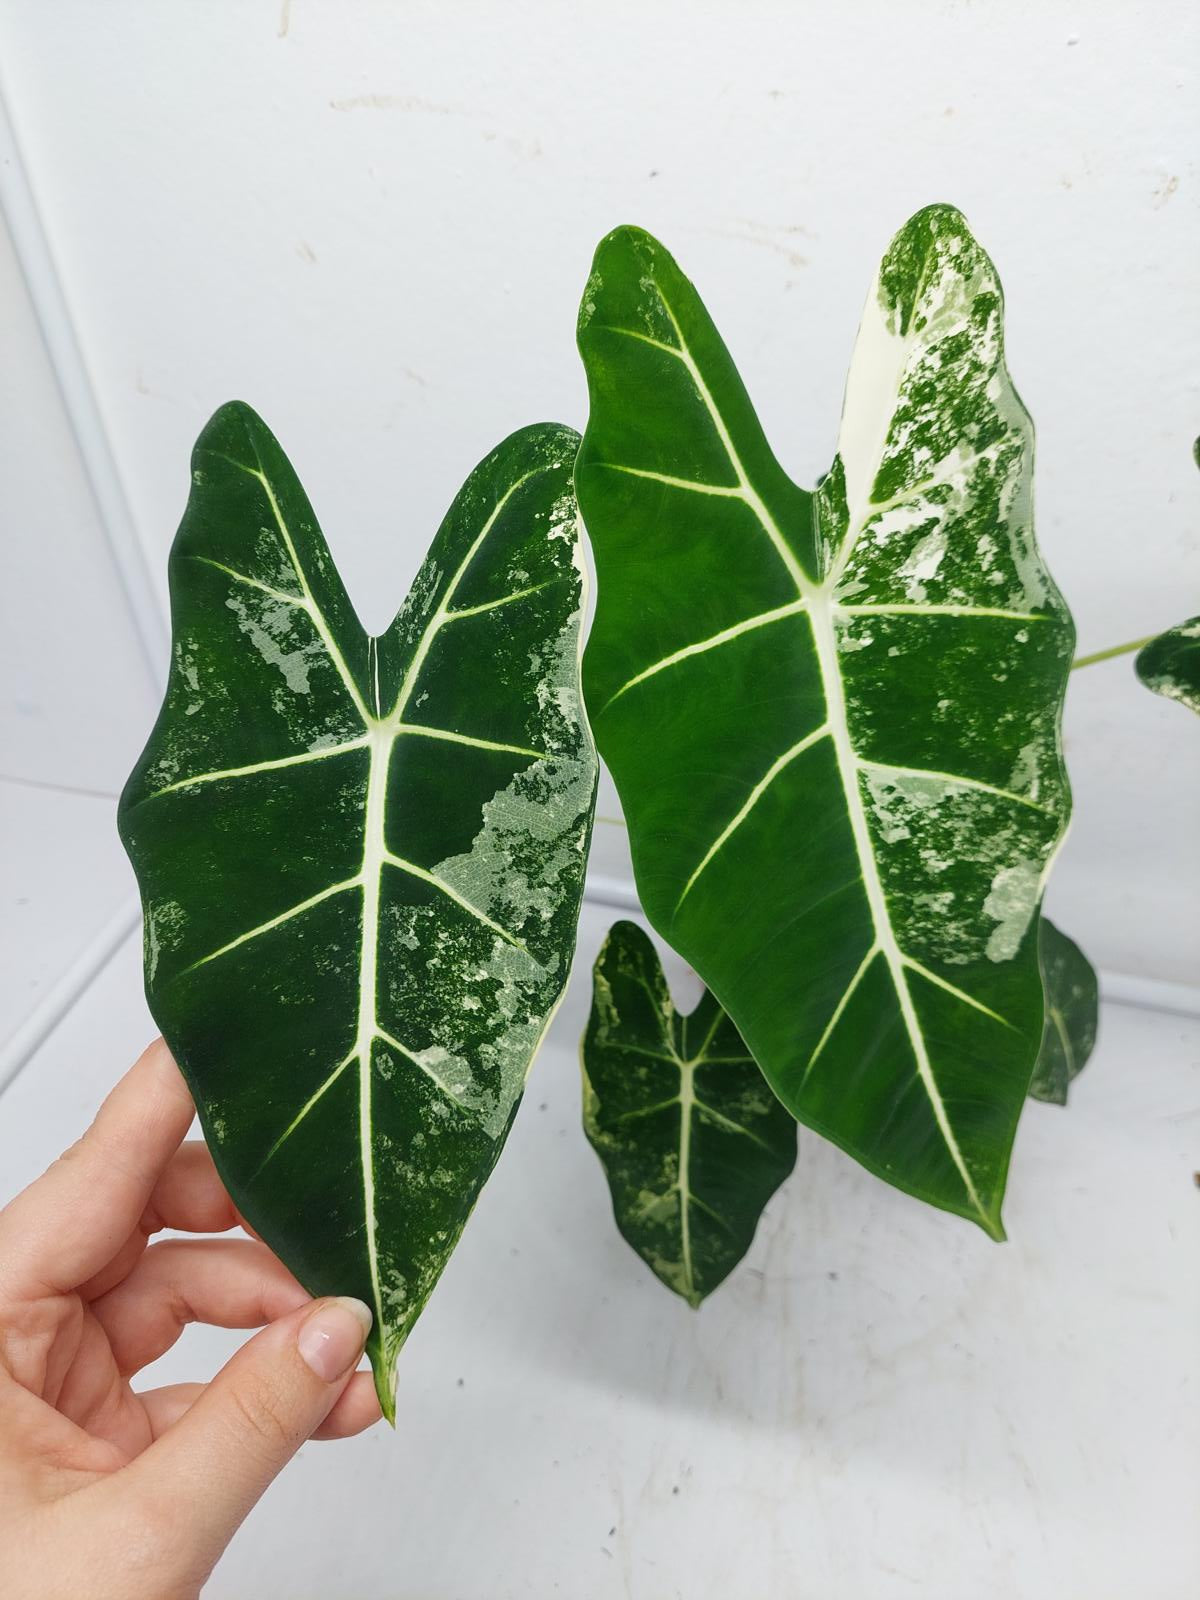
0,63,168,687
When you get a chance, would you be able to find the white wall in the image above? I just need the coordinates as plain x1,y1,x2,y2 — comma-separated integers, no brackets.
0,190,153,1076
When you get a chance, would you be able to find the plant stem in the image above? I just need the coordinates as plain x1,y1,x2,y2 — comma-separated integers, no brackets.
595,813,627,828
1071,636,1157,671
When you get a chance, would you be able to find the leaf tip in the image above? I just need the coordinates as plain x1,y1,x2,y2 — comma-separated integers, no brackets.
199,396,266,437
579,225,665,340
189,398,274,481
586,223,672,293
371,1348,399,1427
597,221,660,255
906,199,969,231
980,1208,1007,1245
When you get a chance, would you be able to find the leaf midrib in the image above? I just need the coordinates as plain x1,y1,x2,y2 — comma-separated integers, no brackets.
641,987,762,1300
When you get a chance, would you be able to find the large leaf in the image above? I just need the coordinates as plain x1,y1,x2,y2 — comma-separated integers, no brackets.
577,206,1074,1239
582,920,796,1306
1135,618,1200,716
1028,918,1098,1105
120,403,596,1416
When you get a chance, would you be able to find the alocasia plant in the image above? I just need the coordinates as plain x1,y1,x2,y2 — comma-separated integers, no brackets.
582,920,796,1305
1027,918,1098,1105
576,205,1075,1240
120,403,597,1416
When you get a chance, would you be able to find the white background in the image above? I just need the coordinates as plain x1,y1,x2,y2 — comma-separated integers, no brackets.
0,3,1196,1595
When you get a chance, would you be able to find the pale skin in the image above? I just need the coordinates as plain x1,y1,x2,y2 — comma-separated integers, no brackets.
0,1039,382,1598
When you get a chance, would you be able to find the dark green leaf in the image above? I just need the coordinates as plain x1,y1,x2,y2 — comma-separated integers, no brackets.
1028,918,1098,1105
577,207,1074,1239
1135,617,1200,716
120,403,596,1416
582,921,796,1306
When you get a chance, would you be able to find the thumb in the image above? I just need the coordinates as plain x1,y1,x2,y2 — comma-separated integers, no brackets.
124,1295,372,1569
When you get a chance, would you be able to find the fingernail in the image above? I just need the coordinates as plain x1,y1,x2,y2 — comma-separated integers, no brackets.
297,1297,373,1382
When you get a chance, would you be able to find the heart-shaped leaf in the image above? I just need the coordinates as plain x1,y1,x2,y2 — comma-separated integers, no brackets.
1135,618,1200,716
577,206,1074,1239
1028,918,1098,1105
582,920,796,1305
120,403,596,1416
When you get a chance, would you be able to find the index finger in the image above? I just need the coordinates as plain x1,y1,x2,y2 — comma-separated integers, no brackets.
0,1038,195,1299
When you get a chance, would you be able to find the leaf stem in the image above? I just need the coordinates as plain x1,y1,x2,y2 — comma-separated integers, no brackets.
1071,636,1157,671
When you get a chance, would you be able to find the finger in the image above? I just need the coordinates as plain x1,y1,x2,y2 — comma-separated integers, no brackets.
79,1142,242,1303
90,1238,310,1375
120,1297,371,1566
76,1228,152,1305
139,1383,206,1438
140,1371,381,1443
0,1039,194,1299
142,1142,239,1237
312,1371,383,1440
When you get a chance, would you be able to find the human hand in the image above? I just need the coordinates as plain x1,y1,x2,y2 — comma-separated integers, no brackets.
0,1039,381,1599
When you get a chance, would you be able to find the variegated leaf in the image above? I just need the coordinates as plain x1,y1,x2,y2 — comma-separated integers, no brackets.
577,206,1074,1238
582,921,796,1306
1135,617,1200,716
1028,918,1098,1105
120,404,596,1416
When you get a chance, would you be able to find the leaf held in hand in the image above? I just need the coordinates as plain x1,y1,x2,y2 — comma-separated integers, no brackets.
577,207,1074,1239
582,920,796,1307
120,403,596,1417
1028,918,1098,1105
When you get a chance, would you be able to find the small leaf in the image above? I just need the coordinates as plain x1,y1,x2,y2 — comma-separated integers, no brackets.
577,207,1074,1240
1135,617,1200,716
1028,918,1098,1105
120,403,597,1417
582,921,796,1307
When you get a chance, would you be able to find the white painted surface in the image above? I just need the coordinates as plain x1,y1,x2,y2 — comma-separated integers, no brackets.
0,0,1195,984
0,778,136,1064
0,205,154,797
0,195,152,1059
0,905,1196,1598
